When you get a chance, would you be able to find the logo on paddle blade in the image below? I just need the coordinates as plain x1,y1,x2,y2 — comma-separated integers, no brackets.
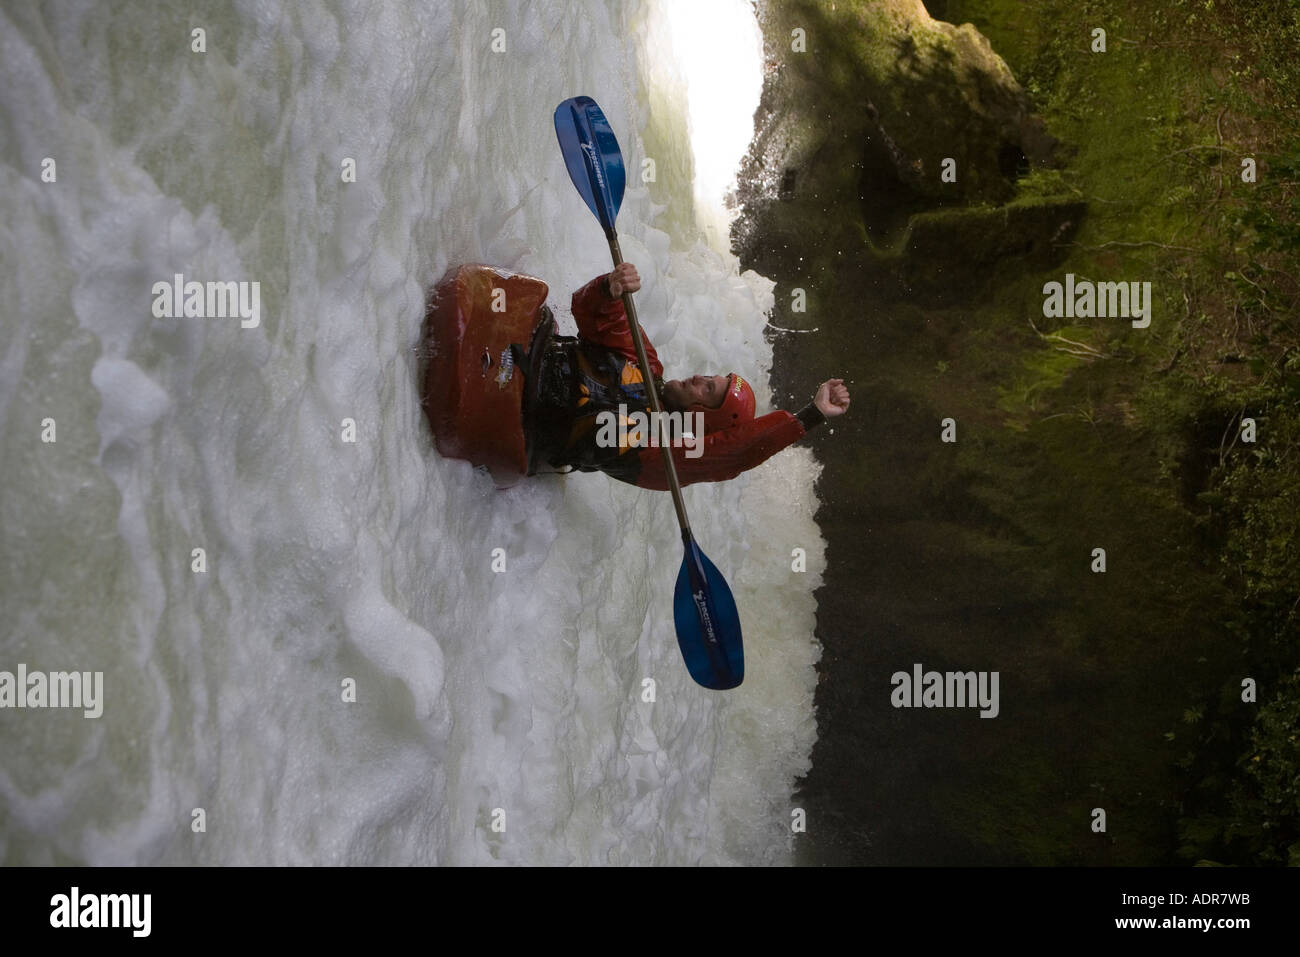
581,142,605,193
692,590,717,643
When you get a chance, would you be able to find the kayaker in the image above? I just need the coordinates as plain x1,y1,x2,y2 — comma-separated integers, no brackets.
529,262,850,490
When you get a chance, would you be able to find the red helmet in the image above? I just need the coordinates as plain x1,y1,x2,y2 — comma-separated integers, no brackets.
689,373,756,433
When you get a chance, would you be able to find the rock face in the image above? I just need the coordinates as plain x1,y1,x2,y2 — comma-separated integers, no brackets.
733,0,1076,301
733,0,1091,866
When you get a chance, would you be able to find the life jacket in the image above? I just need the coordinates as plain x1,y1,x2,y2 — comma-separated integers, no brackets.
530,333,663,474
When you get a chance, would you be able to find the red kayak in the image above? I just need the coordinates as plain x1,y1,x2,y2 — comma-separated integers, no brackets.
420,264,555,488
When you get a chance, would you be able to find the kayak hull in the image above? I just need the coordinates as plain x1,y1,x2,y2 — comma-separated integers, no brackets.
421,264,551,488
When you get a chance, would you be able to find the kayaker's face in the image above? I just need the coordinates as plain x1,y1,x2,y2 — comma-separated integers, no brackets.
664,374,729,411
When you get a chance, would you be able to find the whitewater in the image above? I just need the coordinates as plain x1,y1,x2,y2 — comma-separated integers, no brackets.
0,0,824,865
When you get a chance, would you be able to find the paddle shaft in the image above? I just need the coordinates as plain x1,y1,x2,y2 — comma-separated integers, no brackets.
554,95,742,688
605,235,692,534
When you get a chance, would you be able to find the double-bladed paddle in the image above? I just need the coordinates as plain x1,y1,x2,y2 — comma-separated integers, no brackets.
553,95,744,690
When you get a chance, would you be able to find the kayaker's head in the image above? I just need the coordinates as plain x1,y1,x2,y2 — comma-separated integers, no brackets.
663,373,756,433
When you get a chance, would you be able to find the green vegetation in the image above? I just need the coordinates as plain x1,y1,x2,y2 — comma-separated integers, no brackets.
747,0,1297,864
947,0,1300,864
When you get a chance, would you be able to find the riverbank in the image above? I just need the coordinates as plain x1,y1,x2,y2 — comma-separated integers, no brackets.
738,0,1299,864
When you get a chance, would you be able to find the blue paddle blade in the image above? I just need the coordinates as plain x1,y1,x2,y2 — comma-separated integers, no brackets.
673,533,744,690
553,96,626,236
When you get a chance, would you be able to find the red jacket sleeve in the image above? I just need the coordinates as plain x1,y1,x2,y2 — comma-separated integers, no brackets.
632,411,807,490
571,275,664,378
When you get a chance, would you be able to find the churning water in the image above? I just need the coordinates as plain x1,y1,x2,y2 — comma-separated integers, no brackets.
0,0,823,864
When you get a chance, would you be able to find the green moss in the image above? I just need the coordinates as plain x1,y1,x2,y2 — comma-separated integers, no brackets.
759,0,1299,866
995,343,1090,425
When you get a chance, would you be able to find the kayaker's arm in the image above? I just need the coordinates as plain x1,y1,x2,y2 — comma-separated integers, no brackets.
571,269,664,377
795,402,826,431
628,379,849,490
631,410,810,491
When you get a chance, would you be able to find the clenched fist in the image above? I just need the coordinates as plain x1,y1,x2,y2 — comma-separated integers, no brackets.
814,379,850,418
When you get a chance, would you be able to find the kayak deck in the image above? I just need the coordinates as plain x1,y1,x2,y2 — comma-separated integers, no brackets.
420,264,553,488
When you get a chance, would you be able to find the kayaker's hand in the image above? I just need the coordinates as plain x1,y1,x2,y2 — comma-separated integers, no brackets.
606,263,640,298
815,379,850,418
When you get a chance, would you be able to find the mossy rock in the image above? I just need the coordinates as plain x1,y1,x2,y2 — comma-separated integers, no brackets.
897,197,1087,303
735,0,1063,277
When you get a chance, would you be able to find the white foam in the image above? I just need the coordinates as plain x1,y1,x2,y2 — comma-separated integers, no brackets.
0,0,824,865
